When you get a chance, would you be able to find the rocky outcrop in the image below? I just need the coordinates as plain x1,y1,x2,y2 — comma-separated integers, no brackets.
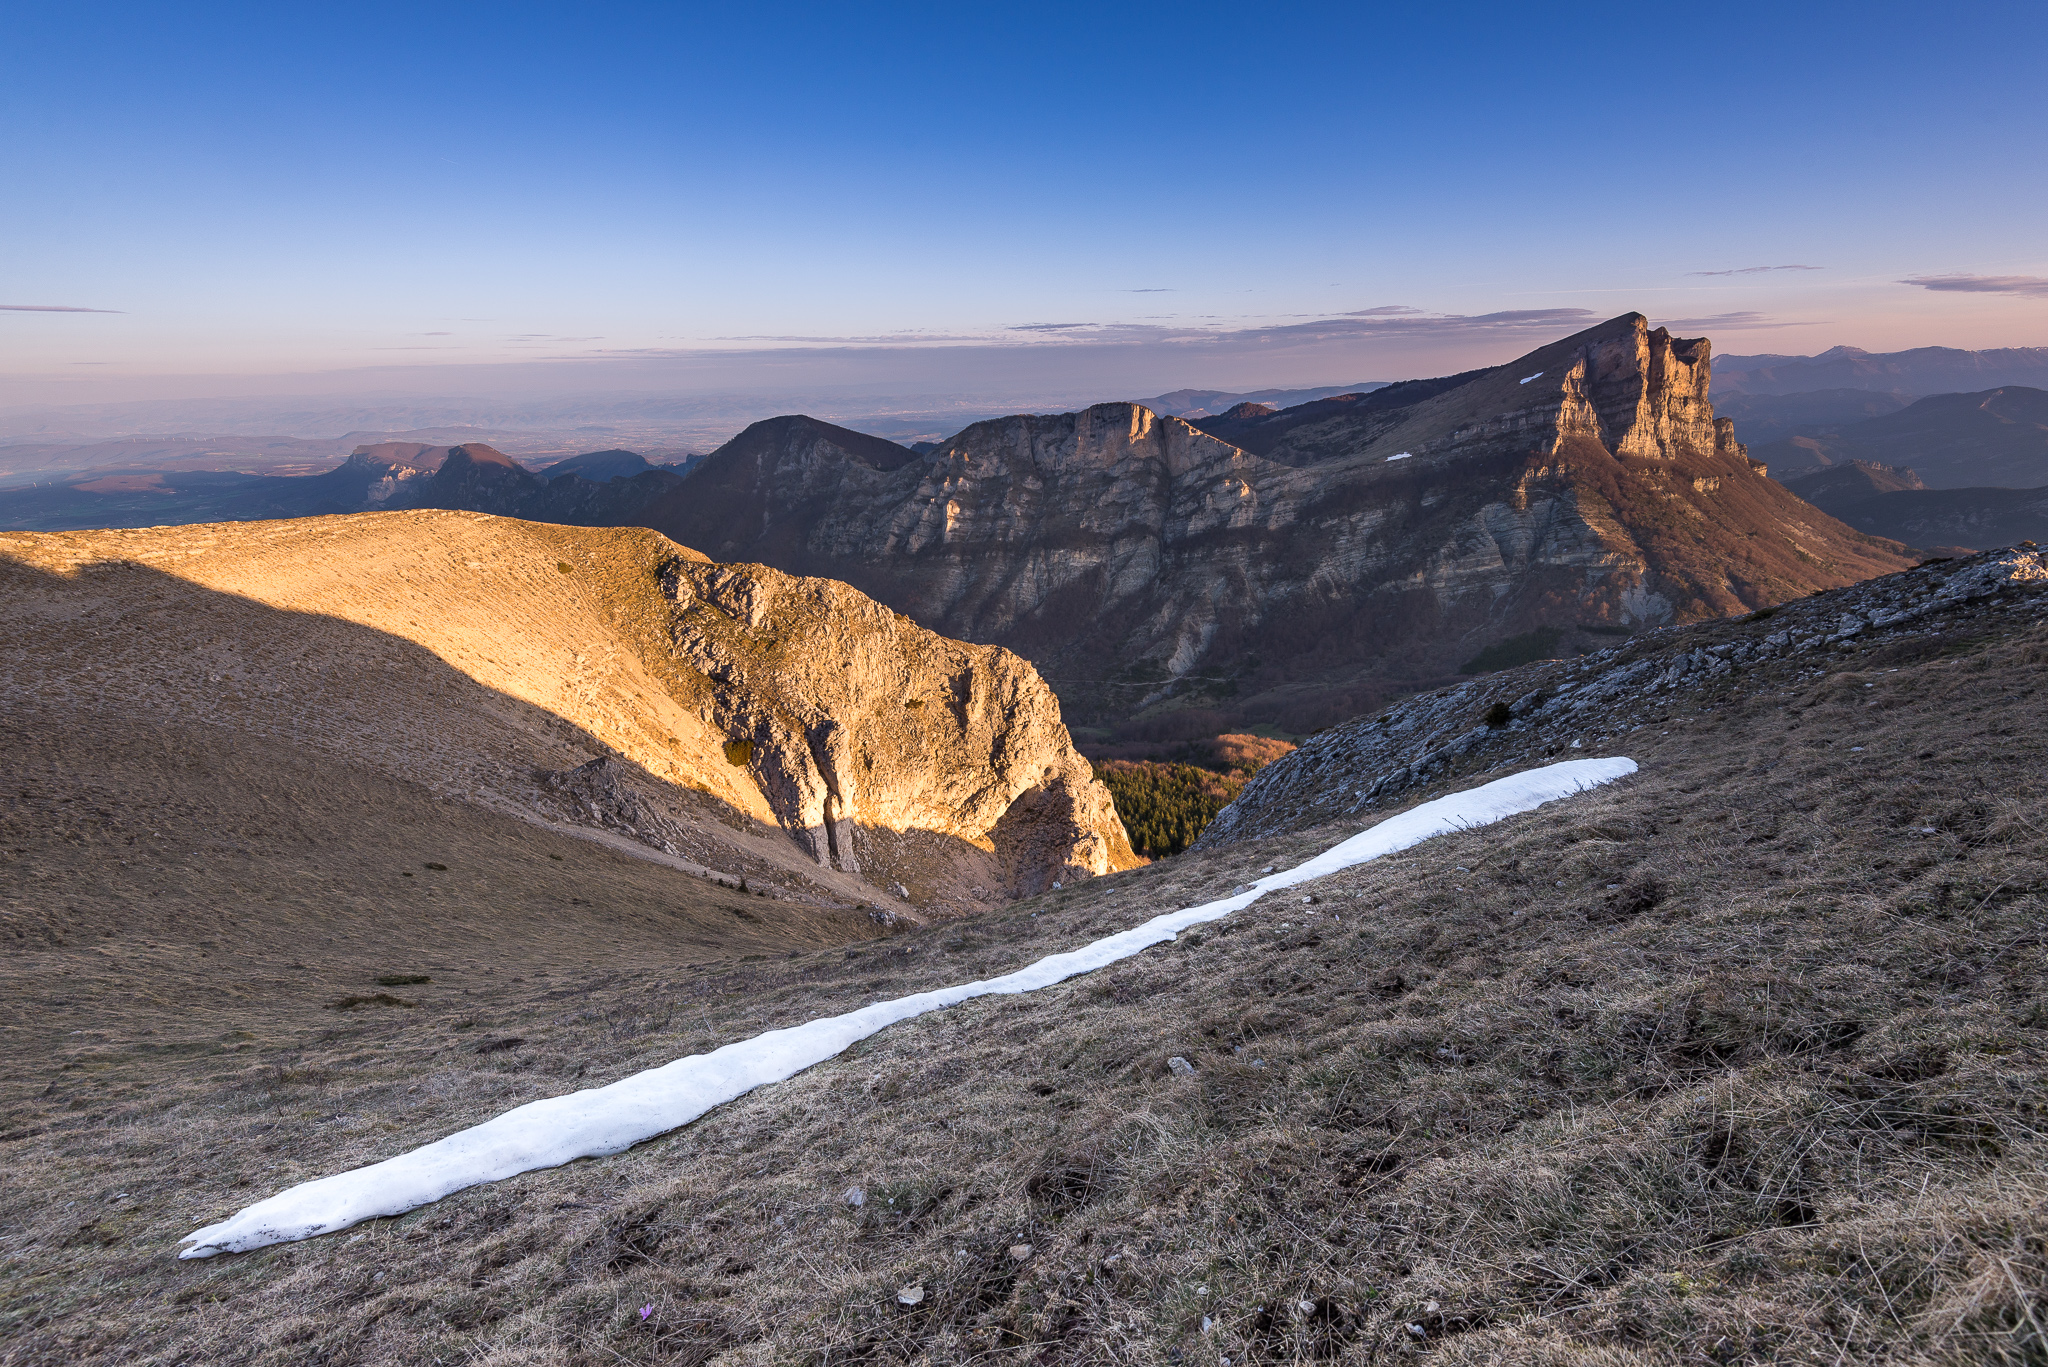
345,443,449,508
1558,321,1722,462
1199,545,2048,847
657,554,1135,896
648,314,1919,734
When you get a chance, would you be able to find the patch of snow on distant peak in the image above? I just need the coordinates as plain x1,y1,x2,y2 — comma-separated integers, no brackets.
1386,452,1413,461
1519,372,1544,384
177,758,1636,1259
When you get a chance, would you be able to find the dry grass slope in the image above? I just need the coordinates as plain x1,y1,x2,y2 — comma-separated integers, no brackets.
3,562,2046,1365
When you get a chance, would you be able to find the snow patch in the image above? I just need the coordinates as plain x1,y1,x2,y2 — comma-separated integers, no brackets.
1519,372,1544,384
1386,452,1413,461
178,758,1636,1259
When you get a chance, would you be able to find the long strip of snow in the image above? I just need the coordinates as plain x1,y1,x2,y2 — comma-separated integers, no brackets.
178,757,1635,1258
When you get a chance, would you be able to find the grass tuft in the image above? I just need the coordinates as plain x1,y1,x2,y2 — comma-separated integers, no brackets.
325,992,417,1010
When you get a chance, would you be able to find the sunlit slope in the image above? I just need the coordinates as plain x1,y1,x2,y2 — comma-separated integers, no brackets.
0,510,1133,914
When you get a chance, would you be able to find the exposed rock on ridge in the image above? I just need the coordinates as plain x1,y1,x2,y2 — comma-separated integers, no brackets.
1199,544,2048,847
655,551,1135,896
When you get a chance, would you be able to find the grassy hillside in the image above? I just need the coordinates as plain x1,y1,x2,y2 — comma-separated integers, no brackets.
3,558,2046,1364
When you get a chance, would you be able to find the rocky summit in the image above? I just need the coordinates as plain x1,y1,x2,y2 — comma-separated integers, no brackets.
649,313,1917,734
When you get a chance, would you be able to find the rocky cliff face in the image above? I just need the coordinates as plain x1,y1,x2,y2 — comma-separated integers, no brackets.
654,552,1134,896
0,512,1134,914
648,314,1919,733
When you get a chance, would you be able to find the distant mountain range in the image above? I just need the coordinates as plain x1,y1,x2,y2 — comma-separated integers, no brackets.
1715,343,2048,397
1698,342,2048,552
0,426,624,489
1784,466,2048,555
41,323,2048,739
1710,389,1917,442
0,315,1929,737
1761,387,2048,551
0,440,694,533
0,383,1389,482
1752,386,2048,487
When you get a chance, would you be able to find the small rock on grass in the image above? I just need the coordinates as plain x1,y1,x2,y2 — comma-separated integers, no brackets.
1008,1243,1033,1261
1168,1056,1197,1077
842,1186,864,1208
896,1284,924,1306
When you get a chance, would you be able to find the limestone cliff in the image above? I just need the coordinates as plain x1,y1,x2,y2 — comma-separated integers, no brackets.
0,512,1135,915
655,552,1133,897
648,314,1918,732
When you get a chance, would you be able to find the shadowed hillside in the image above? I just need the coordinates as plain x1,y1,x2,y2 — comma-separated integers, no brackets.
1753,387,2048,487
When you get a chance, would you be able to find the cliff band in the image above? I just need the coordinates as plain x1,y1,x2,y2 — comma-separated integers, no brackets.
649,314,1916,731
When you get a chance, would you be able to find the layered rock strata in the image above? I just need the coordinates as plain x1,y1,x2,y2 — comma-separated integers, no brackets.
648,314,1918,732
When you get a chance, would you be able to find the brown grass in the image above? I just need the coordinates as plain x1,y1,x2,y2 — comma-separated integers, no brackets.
3,597,2046,1364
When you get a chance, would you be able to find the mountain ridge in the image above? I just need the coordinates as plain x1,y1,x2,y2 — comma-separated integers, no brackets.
1715,343,2048,396
644,313,1918,734
1753,386,2048,487
13,545,2047,1364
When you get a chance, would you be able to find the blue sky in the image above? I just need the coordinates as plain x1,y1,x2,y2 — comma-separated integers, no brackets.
4,1,2045,405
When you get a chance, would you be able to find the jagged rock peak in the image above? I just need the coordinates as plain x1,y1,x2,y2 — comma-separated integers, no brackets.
645,312,1917,733
1543,312,1730,464
655,550,1137,896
